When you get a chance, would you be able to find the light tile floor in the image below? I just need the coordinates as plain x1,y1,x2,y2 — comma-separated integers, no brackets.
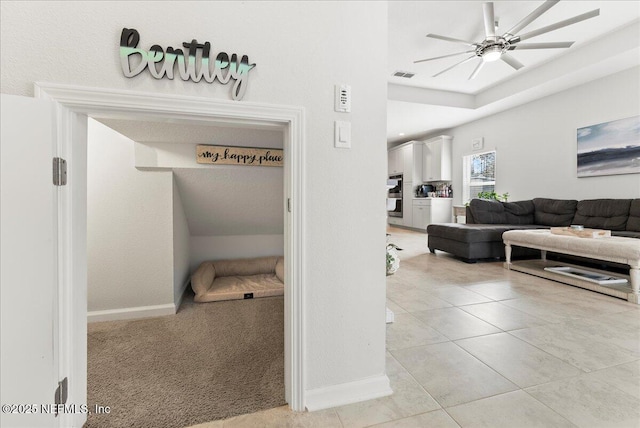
190,227,640,427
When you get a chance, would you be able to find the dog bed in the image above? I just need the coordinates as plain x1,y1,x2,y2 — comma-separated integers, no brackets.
191,256,284,302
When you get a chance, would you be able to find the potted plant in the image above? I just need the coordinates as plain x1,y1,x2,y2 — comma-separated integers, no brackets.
386,243,401,275
477,191,510,202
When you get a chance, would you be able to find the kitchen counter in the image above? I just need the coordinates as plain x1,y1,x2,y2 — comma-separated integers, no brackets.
413,197,453,200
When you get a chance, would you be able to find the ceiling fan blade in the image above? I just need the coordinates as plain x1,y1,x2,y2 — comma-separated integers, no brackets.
503,0,559,38
510,41,574,50
468,60,485,80
501,53,524,70
433,55,477,77
414,50,476,64
426,33,477,47
517,9,600,42
483,2,496,38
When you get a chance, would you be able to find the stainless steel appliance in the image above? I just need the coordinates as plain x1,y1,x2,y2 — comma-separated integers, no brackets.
387,174,403,218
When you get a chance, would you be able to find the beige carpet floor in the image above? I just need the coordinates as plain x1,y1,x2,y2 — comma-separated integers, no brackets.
86,292,285,428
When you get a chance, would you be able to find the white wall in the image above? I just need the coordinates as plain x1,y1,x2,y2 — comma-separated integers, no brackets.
1,1,388,401
172,168,284,236
450,66,640,204
135,141,285,272
172,176,191,305
87,119,174,312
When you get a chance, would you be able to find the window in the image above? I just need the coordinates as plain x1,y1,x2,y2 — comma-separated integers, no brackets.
462,150,496,204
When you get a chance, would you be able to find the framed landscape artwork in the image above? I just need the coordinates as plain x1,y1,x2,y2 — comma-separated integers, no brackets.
577,115,640,178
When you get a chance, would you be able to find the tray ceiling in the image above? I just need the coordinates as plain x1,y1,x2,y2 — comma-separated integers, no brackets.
388,1,640,143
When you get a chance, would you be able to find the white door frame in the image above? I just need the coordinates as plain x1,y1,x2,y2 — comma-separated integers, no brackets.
35,82,306,426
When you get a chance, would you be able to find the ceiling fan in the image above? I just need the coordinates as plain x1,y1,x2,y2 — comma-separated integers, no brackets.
414,0,600,80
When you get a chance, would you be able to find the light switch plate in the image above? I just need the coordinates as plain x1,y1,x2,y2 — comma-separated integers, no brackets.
334,121,351,148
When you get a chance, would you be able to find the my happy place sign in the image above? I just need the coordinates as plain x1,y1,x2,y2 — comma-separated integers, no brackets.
196,145,283,167
119,28,256,100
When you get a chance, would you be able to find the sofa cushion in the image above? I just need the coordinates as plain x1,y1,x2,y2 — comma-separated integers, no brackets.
468,199,507,224
533,198,578,226
467,199,535,224
572,199,631,231
627,199,640,232
427,223,547,244
503,200,535,224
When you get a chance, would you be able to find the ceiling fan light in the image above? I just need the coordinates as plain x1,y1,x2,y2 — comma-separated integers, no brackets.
482,46,502,62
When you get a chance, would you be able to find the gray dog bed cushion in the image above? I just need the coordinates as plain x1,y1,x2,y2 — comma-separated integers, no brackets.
191,256,284,302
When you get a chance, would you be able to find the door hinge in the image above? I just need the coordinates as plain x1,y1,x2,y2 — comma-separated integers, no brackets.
54,377,68,417
287,198,291,213
53,157,67,186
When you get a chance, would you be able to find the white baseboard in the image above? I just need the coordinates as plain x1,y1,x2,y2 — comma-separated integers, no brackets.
305,374,393,411
87,303,176,323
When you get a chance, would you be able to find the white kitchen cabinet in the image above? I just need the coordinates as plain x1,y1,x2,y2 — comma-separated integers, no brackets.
388,216,403,226
389,141,423,179
412,198,453,230
402,144,413,178
401,141,424,183
402,181,413,227
431,198,453,223
388,148,402,175
412,204,430,230
387,149,399,175
422,136,452,181
412,143,423,183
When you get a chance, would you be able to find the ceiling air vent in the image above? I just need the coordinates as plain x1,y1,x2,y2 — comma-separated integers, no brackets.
393,71,415,78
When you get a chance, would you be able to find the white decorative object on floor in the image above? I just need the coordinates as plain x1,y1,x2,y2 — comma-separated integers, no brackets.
543,266,628,285
386,307,395,324
386,244,400,275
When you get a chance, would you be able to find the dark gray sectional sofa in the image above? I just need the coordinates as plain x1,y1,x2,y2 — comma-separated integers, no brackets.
427,198,640,262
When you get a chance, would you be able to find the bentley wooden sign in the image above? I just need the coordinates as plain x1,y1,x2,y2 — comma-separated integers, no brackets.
196,145,283,167
120,28,256,100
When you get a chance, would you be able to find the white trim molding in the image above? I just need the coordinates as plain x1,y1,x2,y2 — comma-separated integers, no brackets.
88,304,176,323
305,375,393,411
34,82,307,414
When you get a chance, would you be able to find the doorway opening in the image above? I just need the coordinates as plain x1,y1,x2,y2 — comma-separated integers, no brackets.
84,116,287,426
35,83,306,428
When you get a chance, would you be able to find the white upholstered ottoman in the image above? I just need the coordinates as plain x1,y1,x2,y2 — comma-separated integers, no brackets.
503,229,640,302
